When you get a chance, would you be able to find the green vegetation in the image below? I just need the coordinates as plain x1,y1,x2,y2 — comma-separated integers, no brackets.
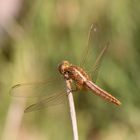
0,0,140,140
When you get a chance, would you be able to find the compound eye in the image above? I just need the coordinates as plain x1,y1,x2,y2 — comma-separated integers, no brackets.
64,71,71,77
64,71,68,75
66,70,71,74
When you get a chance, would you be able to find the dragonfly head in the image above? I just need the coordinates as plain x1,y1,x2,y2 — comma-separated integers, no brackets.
58,60,71,79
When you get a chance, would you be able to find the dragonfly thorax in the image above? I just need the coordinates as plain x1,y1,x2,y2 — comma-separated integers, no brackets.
58,60,90,84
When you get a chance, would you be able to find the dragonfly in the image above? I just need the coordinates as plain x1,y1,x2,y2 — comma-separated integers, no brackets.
10,24,121,113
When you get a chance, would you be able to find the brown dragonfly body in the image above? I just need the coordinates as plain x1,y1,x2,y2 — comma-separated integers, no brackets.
11,24,121,113
58,60,121,106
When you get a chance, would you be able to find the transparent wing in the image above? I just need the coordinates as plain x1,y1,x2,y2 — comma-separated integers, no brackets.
10,78,68,113
24,91,67,113
80,23,109,83
90,41,109,83
10,78,65,98
80,23,98,67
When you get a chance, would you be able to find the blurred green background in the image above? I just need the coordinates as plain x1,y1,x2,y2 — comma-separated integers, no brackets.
0,0,140,140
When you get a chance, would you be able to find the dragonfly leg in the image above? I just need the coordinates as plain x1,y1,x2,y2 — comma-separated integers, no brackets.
67,86,78,94
70,82,84,93
71,88,78,92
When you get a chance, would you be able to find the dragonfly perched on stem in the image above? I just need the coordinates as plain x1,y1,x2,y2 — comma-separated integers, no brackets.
10,23,121,113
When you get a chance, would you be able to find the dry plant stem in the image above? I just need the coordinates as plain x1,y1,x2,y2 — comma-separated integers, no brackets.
66,80,79,140
1,99,26,140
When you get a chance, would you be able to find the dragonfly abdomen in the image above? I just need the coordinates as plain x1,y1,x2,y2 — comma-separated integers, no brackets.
85,80,121,106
